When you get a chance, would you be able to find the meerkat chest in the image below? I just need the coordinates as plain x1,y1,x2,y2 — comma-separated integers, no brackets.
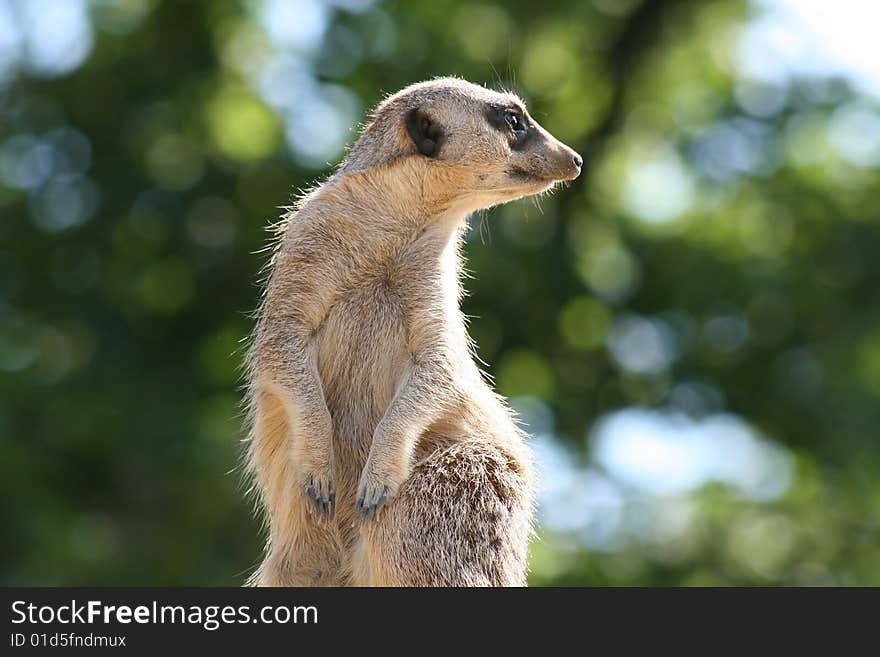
314,275,411,417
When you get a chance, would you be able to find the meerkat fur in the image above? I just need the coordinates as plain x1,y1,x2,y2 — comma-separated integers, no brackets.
244,77,582,586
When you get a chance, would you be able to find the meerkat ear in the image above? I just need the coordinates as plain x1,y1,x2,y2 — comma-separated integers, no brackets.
405,106,444,157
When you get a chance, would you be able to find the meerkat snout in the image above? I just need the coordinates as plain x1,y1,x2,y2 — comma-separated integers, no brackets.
495,108,583,185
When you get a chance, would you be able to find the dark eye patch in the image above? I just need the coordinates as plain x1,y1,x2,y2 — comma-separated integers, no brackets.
485,103,533,150
503,108,525,132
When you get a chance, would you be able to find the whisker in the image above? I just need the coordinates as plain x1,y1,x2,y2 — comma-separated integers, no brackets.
480,210,493,245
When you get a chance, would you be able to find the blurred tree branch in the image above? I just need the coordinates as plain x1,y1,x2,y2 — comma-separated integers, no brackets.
585,0,693,156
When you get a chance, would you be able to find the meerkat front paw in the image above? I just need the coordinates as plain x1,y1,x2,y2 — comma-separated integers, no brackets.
355,480,391,522
299,454,335,518
355,458,408,521
305,470,335,518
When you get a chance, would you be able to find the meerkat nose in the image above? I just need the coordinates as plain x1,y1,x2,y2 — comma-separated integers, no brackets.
572,153,583,171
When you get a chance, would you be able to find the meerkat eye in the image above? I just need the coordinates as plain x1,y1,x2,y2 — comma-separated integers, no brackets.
503,109,523,132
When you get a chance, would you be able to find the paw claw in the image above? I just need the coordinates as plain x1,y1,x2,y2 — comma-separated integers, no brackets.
355,484,391,521
304,473,335,518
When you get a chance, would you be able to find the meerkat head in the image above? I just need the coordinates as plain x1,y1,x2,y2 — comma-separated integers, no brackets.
341,77,582,212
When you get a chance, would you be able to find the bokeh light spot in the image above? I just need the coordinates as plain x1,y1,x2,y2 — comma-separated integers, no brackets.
206,86,281,163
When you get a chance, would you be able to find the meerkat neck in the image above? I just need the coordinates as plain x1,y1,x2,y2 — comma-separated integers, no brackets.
330,158,469,229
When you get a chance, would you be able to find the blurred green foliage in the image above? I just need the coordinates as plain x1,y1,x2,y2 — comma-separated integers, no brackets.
1,0,879,585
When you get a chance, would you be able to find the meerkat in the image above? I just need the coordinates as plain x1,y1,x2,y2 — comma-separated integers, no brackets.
244,77,582,586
